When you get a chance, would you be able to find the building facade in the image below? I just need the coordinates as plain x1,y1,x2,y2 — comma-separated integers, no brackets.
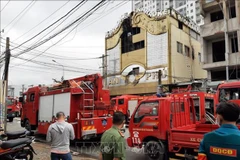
104,9,207,96
200,0,240,81
132,0,203,24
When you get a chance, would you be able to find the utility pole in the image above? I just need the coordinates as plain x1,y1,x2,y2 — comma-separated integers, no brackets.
3,37,10,133
99,54,108,77
21,84,25,96
99,54,108,88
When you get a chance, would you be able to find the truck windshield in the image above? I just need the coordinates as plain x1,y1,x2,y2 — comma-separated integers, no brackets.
118,99,124,105
6,99,13,106
219,88,239,102
133,101,159,123
111,99,116,107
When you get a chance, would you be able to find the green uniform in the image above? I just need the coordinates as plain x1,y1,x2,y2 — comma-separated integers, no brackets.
100,126,126,160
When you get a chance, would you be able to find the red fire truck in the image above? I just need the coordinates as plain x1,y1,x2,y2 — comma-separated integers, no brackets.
20,73,113,140
6,97,21,122
216,81,240,105
127,81,240,159
127,94,240,160
111,95,157,123
111,95,145,122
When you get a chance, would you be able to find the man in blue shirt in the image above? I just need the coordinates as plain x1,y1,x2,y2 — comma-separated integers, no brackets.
198,102,240,160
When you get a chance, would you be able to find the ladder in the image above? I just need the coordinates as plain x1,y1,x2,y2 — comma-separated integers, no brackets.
81,81,95,117
71,80,95,117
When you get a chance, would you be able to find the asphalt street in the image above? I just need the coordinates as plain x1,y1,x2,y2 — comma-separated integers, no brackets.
7,118,147,160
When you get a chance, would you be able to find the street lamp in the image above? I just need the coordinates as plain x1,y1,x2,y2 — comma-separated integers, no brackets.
52,60,64,81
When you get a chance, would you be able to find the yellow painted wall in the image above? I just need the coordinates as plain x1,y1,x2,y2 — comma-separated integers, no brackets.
105,13,207,96
169,17,207,83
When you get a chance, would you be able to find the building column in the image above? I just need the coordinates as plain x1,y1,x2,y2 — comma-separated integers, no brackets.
207,71,211,80
200,37,207,63
236,0,240,51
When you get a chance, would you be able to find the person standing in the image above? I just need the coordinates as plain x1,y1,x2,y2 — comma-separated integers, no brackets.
99,111,126,160
47,111,75,160
198,102,240,160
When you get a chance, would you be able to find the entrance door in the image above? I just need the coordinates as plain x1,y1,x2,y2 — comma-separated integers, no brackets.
131,100,160,145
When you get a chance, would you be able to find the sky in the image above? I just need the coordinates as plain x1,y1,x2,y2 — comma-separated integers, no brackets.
0,0,131,95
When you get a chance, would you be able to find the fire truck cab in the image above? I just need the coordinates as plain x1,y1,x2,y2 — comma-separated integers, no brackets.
216,81,240,105
111,95,145,122
6,97,21,122
20,74,113,140
127,95,240,160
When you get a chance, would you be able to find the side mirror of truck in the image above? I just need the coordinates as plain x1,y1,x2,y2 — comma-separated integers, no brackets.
19,97,23,103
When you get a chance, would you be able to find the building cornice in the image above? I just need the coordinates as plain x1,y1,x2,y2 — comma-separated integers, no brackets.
105,8,200,39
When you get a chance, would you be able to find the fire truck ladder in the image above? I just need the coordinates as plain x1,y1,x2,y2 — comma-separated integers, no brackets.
81,81,95,117
71,80,95,117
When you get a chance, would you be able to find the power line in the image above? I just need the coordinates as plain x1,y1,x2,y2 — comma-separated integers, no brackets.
4,1,37,35
11,0,87,51
0,0,10,12
2,40,104,60
10,65,95,74
12,0,108,66
11,55,101,72
3,1,35,29
77,1,129,34
13,0,71,42
27,0,87,48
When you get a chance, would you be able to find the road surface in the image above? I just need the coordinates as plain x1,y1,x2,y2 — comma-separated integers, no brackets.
7,118,147,160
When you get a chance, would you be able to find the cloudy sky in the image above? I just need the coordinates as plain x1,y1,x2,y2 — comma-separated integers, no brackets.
0,0,131,94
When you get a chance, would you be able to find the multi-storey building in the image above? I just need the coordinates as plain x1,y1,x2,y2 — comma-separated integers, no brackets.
104,9,207,96
132,0,203,24
200,0,240,81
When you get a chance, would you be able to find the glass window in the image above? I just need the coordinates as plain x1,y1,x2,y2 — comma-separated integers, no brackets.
198,52,201,63
171,102,184,113
177,41,183,54
185,45,190,57
219,88,239,102
6,99,13,106
134,101,159,123
23,94,27,104
111,99,116,107
30,93,35,102
118,99,124,105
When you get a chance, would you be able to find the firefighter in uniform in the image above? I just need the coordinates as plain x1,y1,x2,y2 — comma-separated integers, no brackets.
99,111,126,160
198,102,240,160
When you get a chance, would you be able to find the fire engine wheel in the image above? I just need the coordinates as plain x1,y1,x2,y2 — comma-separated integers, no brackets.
25,120,31,131
8,118,14,122
16,149,34,160
145,141,166,160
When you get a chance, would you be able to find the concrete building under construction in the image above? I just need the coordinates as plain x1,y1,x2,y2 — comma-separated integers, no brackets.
200,0,240,81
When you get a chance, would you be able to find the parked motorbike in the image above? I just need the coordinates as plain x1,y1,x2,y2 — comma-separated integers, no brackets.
0,137,36,160
0,128,36,160
3,130,31,140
